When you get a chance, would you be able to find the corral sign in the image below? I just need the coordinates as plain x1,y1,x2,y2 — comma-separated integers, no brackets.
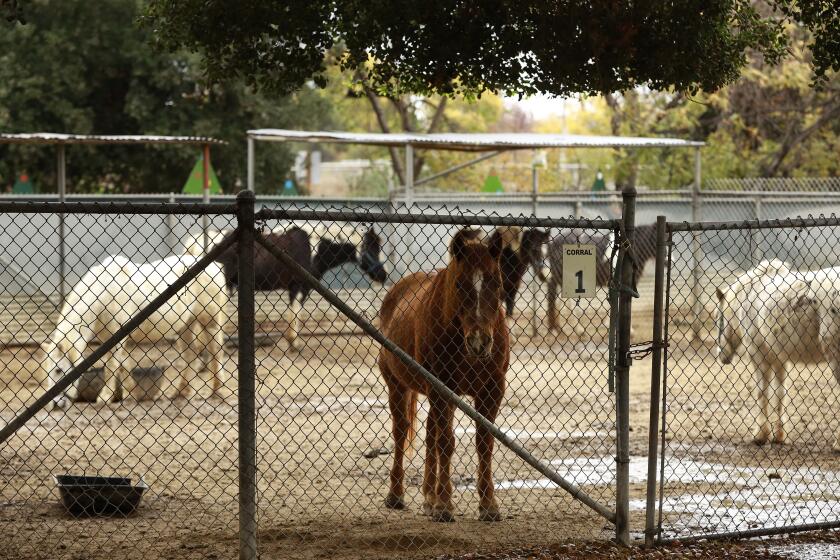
562,244,596,298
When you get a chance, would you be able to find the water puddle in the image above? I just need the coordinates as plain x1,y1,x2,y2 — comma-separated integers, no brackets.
468,456,840,537
454,426,605,442
771,543,840,559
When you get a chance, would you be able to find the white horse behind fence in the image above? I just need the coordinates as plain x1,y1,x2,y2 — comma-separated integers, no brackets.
43,254,230,409
716,259,840,451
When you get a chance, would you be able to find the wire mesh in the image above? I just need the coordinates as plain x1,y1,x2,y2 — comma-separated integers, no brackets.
0,203,239,559
251,206,621,558
657,219,840,540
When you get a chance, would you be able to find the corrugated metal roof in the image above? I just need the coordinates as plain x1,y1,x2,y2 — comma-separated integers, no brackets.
248,129,703,150
0,133,225,145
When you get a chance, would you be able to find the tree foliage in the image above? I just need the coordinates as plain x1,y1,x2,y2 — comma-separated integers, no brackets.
140,0,815,98
0,0,334,194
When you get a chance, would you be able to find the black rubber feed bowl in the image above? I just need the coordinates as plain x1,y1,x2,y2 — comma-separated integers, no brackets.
55,475,148,517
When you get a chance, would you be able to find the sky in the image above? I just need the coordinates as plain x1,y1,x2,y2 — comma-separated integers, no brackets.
505,94,574,121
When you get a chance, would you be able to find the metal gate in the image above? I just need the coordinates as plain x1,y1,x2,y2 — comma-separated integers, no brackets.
646,216,840,544
246,195,638,557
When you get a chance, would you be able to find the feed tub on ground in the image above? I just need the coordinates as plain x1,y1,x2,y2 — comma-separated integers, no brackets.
54,475,148,517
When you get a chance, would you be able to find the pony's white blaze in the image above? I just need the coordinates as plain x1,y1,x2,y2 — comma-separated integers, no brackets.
473,270,483,316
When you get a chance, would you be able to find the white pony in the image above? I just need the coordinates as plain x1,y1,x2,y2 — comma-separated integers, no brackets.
43,254,229,409
716,259,840,450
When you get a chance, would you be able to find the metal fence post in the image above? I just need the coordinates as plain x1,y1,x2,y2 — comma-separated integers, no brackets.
644,216,668,547
236,190,257,560
615,184,636,546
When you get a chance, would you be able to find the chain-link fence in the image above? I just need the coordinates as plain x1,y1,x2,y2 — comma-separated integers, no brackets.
0,195,638,559
649,218,840,542
0,200,241,560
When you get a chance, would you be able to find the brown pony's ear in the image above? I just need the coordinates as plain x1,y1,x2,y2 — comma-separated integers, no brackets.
715,287,725,301
450,228,481,261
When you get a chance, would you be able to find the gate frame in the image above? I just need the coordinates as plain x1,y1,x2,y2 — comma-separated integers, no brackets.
254,194,637,547
645,215,840,544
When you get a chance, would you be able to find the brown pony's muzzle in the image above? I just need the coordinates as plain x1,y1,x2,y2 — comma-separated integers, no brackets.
465,331,493,359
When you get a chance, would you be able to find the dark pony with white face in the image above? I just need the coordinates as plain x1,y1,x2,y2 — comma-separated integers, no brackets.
191,225,388,350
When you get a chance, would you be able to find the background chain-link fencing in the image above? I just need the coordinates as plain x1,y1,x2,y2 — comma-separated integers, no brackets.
652,219,840,541
0,202,242,559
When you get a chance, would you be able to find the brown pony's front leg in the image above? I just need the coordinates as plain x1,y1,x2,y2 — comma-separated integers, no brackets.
384,377,410,510
475,390,503,521
422,398,439,516
430,393,456,522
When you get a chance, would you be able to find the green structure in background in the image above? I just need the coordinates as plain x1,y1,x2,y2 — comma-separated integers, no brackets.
592,170,606,192
182,154,223,194
12,173,34,194
281,178,299,196
481,174,504,194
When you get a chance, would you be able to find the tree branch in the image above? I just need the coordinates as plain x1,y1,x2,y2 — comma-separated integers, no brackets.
360,79,406,186
761,99,840,176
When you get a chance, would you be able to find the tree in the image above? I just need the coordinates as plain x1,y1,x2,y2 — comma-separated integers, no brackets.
141,1,816,100
0,0,334,194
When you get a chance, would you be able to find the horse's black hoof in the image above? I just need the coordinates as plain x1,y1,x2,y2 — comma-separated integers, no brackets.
384,493,405,510
478,507,502,522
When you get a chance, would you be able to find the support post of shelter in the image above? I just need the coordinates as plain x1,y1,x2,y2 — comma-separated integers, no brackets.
530,163,539,336
645,215,668,547
236,191,258,560
166,193,176,253
405,144,414,205
202,144,211,252
56,145,66,306
752,197,762,263
615,185,636,546
247,136,255,192
690,147,702,340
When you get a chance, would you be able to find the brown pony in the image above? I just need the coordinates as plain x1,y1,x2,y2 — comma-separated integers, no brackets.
378,228,510,523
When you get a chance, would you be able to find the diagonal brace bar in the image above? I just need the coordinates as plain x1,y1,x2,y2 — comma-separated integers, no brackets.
255,232,616,524
0,229,240,447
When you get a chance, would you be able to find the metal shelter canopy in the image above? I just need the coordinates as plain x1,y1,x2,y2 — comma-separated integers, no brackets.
247,129,704,151
0,133,225,146
1,132,225,305
245,129,704,198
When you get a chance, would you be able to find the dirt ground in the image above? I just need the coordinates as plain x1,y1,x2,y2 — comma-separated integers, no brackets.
0,286,838,559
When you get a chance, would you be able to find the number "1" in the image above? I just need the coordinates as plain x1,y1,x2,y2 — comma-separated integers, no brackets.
575,270,585,294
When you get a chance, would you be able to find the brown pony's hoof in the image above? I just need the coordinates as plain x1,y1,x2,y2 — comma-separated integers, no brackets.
752,426,770,446
422,501,434,516
478,507,502,522
431,508,455,523
384,493,405,510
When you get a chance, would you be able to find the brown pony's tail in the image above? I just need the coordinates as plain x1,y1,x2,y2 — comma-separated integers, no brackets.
405,390,419,457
